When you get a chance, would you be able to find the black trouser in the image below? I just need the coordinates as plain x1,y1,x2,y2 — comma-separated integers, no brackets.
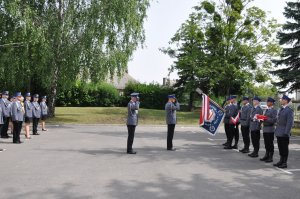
167,124,176,149
224,123,229,143
32,118,40,134
241,125,250,149
263,133,274,153
277,136,289,160
13,121,22,143
225,123,235,146
234,123,239,145
251,130,261,153
1,116,10,137
127,125,136,152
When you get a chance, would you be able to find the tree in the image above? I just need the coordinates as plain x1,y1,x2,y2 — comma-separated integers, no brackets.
0,0,150,116
272,1,300,91
162,0,280,107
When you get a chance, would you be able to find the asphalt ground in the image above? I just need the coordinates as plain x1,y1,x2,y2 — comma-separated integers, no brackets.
0,125,299,199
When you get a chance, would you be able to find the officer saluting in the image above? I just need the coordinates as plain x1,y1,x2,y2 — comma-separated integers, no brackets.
248,97,263,158
273,95,294,168
239,97,252,153
165,94,180,151
126,93,140,154
260,97,277,163
32,94,41,135
11,92,24,144
0,91,12,138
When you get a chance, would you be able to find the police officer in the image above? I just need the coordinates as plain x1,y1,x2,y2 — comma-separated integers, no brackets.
239,97,252,153
232,96,240,149
165,94,180,151
248,97,263,158
32,94,41,135
11,92,24,144
126,93,140,154
40,96,48,131
0,91,12,138
0,97,5,151
223,96,239,149
273,95,294,168
24,92,33,139
260,97,277,163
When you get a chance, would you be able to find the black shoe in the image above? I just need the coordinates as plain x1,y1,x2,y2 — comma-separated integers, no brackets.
260,152,269,161
232,145,238,149
33,133,40,135
242,149,250,153
248,152,258,158
265,152,273,163
239,148,245,153
0,148,6,152
167,148,177,151
278,163,287,168
127,151,137,154
273,156,283,167
224,146,233,149
1,135,11,139
222,142,229,146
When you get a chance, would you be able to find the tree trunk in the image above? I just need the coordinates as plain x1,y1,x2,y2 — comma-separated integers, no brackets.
48,65,59,117
188,91,194,111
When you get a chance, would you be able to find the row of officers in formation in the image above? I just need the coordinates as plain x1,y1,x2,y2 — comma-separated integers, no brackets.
126,93,180,154
0,91,49,152
223,95,294,169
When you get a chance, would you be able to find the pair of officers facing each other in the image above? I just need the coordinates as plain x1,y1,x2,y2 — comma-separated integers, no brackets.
230,95,294,168
126,93,180,154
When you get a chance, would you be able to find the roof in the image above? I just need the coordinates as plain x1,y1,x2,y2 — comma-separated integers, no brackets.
106,73,137,90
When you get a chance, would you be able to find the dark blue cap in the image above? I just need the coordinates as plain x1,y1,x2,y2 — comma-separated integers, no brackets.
15,92,22,97
42,96,47,99
2,91,9,95
33,94,39,98
168,94,176,99
267,97,275,103
282,95,291,102
242,96,249,101
130,93,139,97
25,92,31,97
252,96,261,102
227,95,236,101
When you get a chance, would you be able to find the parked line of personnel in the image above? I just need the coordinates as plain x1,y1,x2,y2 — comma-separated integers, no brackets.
223,95,294,169
126,93,180,154
0,91,48,152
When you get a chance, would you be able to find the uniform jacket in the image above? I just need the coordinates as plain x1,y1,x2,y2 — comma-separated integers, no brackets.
240,103,252,127
11,101,24,122
275,106,294,137
0,98,12,117
127,101,139,126
24,100,33,118
263,107,277,133
224,103,238,124
165,102,180,125
249,106,263,131
32,101,41,118
40,102,48,116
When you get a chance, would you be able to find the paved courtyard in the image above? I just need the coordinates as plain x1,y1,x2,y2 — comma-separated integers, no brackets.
0,125,299,199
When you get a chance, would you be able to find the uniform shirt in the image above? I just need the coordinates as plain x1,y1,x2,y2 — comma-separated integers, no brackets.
11,101,24,122
0,98,12,117
240,103,252,127
32,101,41,118
263,107,277,133
275,106,294,137
24,100,33,118
165,102,180,125
224,103,238,124
40,101,48,116
127,101,139,126
249,105,263,131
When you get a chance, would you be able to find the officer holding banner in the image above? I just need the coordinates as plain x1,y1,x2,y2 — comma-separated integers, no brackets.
273,95,294,168
126,93,140,154
239,97,252,153
165,94,180,151
248,97,263,158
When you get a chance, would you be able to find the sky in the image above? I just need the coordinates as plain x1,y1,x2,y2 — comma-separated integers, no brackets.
127,0,288,84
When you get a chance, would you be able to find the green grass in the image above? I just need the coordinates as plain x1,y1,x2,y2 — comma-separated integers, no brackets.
48,107,200,125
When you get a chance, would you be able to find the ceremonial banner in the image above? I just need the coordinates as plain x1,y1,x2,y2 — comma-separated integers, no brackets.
199,94,225,135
